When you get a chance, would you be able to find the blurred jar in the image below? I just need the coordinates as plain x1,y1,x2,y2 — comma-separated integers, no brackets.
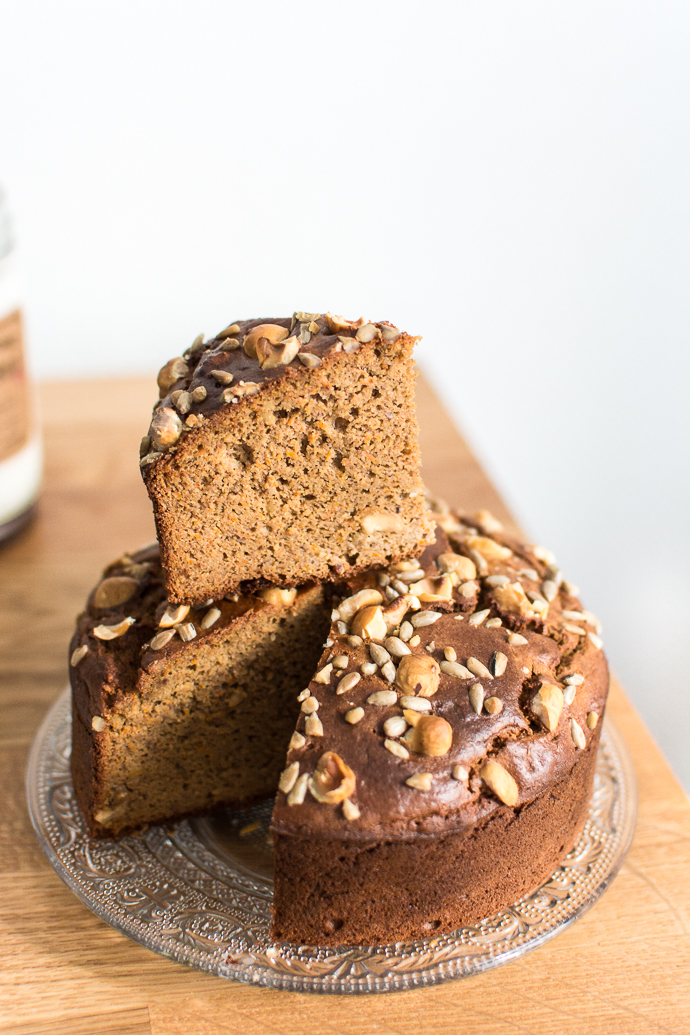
0,188,42,542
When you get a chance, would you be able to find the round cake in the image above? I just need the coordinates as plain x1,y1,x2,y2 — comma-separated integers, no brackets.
69,503,608,946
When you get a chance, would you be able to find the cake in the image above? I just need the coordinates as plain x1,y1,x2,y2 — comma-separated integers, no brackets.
69,506,608,944
139,313,435,605
270,506,608,945
69,543,330,838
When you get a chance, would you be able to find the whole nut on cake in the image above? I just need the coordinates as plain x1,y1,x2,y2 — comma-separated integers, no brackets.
435,552,476,580
531,683,564,732
308,751,356,804
93,576,139,609
157,357,189,397
242,323,288,359
395,653,441,698
149,407,183,451
350,605,387,640
406,714,453,756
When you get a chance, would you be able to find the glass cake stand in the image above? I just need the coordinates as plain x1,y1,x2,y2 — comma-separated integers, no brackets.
26,687,636,995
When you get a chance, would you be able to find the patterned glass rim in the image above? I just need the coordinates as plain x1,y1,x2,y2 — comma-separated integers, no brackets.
26,687,637,995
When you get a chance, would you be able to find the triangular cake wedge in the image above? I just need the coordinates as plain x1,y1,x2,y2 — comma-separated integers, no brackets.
140,313,435,605
270,507,608,946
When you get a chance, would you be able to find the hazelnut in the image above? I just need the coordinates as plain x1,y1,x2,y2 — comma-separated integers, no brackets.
436,553,477,581
325,312,365,334
243,323,288,359
395,654,441,698
492,581,533,617
350,605,387,640
157,357,189,397
464,535,512,561
258,587,298,606
360,510,405,534
480,760,519,806
149,407,183,451
408,575,453,601
256,334,300,369
337,588,383,623
531,683,564,732
93,576,139,609
407,714,453,756
355,323,379,342
308,751,356,804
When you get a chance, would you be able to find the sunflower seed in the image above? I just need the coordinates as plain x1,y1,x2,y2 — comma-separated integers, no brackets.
384,738,410,759
491,651,507,677
533,545,556,565
507,632,528,646
345,707,365,724
342,798,360,820
177,622,196,642
409,634,421,647
279,762,300,794
440,660,473,679
385,636,411,658
467,656,492,680
200,607,221,630
444,646,457,662
150,629,175,650
348,635,363,646
399,696,432,712
587,711,599,729
562,610,586,621
562,580,580,597
459,581,477,598
570,718,586,750
337,672,361,695
563,684,577,705
368,690,398,706
485,575,509,587
588,632,604,649
399,621,414,642
191,385,207,402
211,369,235,385
411,611,442,628
385,585,399,601
381,660,397,682
468,609,491,627
406,772,433,790
563,622,586,636
564,673,585,685
469,684,484,714
384,715,408,738
541,580,559,602
287,772,309,805
70,645,89,666
378,573,391,587
518,568,539,581
485,617,503,628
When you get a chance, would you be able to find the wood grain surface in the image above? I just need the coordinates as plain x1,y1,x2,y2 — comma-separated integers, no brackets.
1,375,688,1035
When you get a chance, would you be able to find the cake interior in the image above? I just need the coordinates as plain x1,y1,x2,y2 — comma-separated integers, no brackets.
149,333,433,603
75,587,329,837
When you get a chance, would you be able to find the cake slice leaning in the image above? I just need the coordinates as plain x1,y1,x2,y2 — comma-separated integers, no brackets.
69,543,330,838
270,507,609,946
140,312,435,605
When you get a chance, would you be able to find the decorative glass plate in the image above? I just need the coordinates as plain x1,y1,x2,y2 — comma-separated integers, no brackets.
27,688,636,995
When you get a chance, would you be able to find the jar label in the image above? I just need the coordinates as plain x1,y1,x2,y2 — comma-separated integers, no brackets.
0,308,30,463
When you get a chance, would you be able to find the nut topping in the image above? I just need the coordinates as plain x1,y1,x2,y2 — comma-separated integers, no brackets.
243,323,288,359
325,313,365,334
338,589,384,622
492,581,533,617
287,772,309,805
200,607,221,630
531,683,564,732
571,718,587,749
350,605,387,641
355,323,379,342
91,716,106,732
279,762,300,794
157,357,189,396
93,617,136,640
342,798,360,820
298,352,321,368
406,773,433,791
464,535,512,561
440,660,473,679
345,707,365,725
93,576,139,609
466,657,492,680
149,407,183,451
360,510,405,534
407,715,453,756
337,672,361,695
395,654,441,698
492,651,508,677
436,553,477,580
469,684,485,715
308,751,356,804
159,604,190,628
409,575,453,601
257,333,300,369
70,645,89,666
367,690,398,706
258,587,298,606
211,369,235,385
150,629,175,650
484,696,503,715
480,760,519,806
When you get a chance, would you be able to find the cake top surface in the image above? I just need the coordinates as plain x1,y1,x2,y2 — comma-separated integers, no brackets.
271,502,608,840
141,312,414,465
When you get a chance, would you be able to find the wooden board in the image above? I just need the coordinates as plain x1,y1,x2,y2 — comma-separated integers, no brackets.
1,375,688,1035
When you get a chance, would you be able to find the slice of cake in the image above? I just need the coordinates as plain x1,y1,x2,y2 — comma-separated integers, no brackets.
270,506,608,945
139,313,435,605
69,544,330,838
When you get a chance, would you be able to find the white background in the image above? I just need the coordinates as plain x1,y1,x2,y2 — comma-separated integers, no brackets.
1,1,688,790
